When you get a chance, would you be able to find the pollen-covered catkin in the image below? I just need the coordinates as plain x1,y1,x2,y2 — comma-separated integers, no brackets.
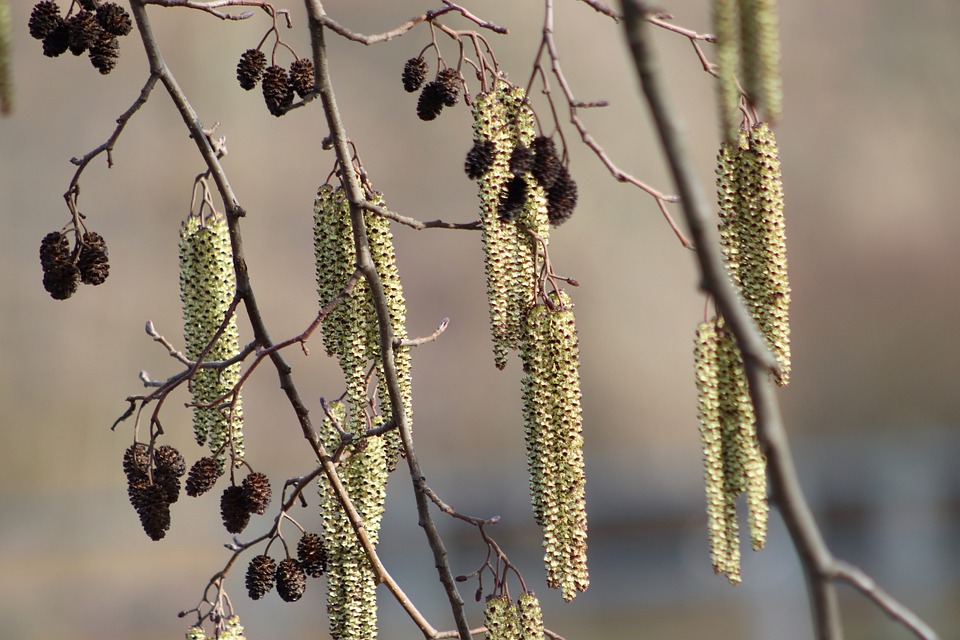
517,592,545,640
716,123,790,385
473,82,549,369
484,595,520,640
521,291,588,601
739,0,782,122
179,213,244,466
711,0,741,144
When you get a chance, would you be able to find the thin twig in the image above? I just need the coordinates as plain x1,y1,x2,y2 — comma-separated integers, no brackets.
360,200,481,231
317,2,506,46
397,318,450,348
142,0,259,20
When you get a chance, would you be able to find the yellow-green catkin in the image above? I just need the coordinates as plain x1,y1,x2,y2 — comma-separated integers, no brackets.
517,592,545,640
0,0,11,116
521,290,588,601
484,595,520,640
318,401,386,640
739,0,782,122
712,0,741,144
216,616,246,640
473,81,549,369
716,124,790,385
179,213,243,465
694,315,769,584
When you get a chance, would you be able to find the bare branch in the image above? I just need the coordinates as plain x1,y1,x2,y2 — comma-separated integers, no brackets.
360,199,481,231
317,2,506,46
397,317,450,348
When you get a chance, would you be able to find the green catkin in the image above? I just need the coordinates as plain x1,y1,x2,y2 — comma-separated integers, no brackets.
484,595,520,640
517,592,545,640
0,0,11,116
739,0,783,122
717,124,790,386
712,0,741,144
474,82,549,369
521,291,588,601
179,213,244,466
318,401,386,640
693,315,769,584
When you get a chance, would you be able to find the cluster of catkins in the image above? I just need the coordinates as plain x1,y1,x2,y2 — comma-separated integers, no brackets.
712,0,782,142
236,48,314,116
402,56,461,121
39,229,109,300
483,592,546,640
28,0,131,74
244,532,327,604
692,121,788,582
186,615,246,640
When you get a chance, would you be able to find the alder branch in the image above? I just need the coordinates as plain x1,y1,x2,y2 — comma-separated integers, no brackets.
619,4,940,640
360,200,481,231
317,2,506,46
128,3,438,636
306,2,472,638
397,317,450,348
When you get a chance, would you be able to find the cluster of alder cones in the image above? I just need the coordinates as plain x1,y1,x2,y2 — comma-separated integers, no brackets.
28,0,132,74
236,49,314,116
39,229,109,300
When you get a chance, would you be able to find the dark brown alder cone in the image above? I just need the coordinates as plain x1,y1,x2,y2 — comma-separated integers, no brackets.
416,80,446,121
261,65,293,116
95,2,131,37
241,472,272,515
509,142,534,176
40,231,69,265
546,165,578,226
29,1,63,40
67,11,101,56
288,58,314,98
153,445,186,477
465,139,495,180
245,554,276,600
236,49,266,91
221,485,252,534
133,483,172,541
498,175,528,222
531,136,561,190
123,443,150,482
402,57,427,92
275,559,307,602
296,533,327,578
42,23,70,58
42,261,79,300
185,456,222,497
88,32,119,75
436,67,461,107
77,231,110,285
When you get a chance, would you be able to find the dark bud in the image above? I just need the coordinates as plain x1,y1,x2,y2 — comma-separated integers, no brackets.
288,58,314,98
509,142,534,176
416,81,446,121
185,456,222,497
67,11,101,56
29,1,63,40
296,533,327,578
246,554,277,600
436,68,460,107
241,472,272,516
42,23,70,58
42,261,79,300
132,483,172,541
88,32,120,74
236,49,266,91
464,139,495,180
221,485,252,534
275,559,307,602
498,175,528,222
531,136,561,190
77,231,109,285
401,57,427,93
546,165,578,226
261,65,293,116
95,2,132,37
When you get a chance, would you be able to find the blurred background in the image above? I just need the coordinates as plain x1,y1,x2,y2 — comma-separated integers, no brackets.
2,1,959,638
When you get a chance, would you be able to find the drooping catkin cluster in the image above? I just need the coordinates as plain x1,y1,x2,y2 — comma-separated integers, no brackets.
317,400,387,640
179,213,244,465
694,316,768,584
521,290,588,601
471,82,551,369
314,184,412,470
711,0,782,141
717,122,790,385
483,592,545,640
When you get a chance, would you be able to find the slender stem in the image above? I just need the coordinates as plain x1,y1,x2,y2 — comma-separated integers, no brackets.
305,2,472,638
